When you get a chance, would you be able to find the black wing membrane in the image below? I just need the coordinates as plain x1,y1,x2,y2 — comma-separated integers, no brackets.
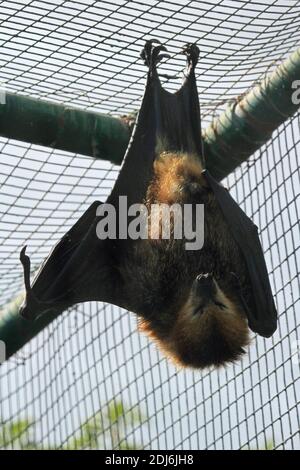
19,201,117,320
19,40,277,337
203,171,277,337
19,41,205,321
107,41,203,209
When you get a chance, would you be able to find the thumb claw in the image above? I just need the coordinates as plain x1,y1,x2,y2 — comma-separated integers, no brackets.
20,245,28,262
20,245,31,292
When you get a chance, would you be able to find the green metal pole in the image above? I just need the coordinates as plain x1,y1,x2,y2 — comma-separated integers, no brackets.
1,48,300,179
0,93,130,165
204,47,300,180
1,47,300,361
0,295,59,360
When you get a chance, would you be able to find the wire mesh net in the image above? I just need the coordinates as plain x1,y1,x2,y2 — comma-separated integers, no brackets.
0,0,299,450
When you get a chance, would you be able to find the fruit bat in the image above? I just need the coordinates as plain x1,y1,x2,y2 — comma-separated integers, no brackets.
19,40,277,369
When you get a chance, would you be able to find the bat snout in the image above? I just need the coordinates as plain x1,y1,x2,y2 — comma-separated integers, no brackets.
195,273,216,297
191,273,219,315
192,273,227,316
196,272,213,283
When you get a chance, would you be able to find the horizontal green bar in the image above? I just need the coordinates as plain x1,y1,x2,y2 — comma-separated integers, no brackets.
204,47,300,179
0,94,130,165
0,295,58,360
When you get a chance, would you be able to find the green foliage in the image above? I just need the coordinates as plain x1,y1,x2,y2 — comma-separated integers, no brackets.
243,439,275,450
66,400,145,450
0,419,40,449
0,399,145,450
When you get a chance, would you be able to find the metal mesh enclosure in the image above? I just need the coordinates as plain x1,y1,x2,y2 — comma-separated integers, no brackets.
0,0,299,450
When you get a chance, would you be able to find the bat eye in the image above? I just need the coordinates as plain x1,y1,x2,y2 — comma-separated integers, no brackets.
192,305,205,316
229,272,240,289
214,301,227,310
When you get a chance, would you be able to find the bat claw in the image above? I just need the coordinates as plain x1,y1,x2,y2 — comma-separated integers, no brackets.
20,245,32,293
156,52,171,64
19,246,48,320
141,40,159,64
146,38,161,46
20,245,28,261
182,43,200,69
141,40,170,72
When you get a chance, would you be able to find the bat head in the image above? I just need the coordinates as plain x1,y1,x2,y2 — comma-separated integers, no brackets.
139,272,250,369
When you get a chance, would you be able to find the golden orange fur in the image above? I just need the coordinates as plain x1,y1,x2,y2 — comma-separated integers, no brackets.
146,152,206,205
145,152,209,242
139,278,250,369
161,283,249,368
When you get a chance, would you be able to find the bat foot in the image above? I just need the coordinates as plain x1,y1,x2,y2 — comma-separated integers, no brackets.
141,40,170,73
182,43,200,70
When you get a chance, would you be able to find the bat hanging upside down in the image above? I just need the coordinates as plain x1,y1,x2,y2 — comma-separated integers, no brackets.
19,40,277,369
126,151,251,368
